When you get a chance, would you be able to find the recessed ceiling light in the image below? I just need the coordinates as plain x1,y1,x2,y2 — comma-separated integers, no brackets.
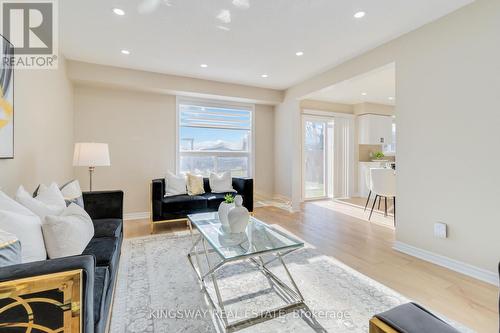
232,0,250,9
361,92,367,96
200,64,208,68
261,74,268,78
388,96,395,101
121,49,130,55
112,8,125,16
295,51,304,56
354,11,366,19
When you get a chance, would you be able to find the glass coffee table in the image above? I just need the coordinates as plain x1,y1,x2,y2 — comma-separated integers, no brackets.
187,212,307,332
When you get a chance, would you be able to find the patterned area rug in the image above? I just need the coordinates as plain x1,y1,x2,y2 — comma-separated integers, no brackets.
110,230,471,332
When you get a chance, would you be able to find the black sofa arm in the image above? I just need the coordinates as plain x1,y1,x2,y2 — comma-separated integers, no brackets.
0,255,96,333
232,178,253,212
151,179,164,221
83,190,124,220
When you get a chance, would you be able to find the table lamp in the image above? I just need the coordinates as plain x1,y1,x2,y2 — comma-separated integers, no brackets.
73,143,110,191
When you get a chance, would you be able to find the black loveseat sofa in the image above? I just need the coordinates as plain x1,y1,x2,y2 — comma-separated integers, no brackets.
0,190,124,333
151,177,253,230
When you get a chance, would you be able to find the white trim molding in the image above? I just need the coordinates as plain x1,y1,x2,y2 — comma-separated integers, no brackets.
302,109,355,119
393,241,498,286
124,212,150,221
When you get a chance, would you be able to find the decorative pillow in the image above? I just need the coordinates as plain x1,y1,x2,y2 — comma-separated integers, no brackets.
164,171,187,196
37,183,67,207
15,184,66,220
186,173,205,196
0,229,22,267
0,191,47,263
209,171,236,193
42,204,95,259
60,179,84,208
0,189,31,212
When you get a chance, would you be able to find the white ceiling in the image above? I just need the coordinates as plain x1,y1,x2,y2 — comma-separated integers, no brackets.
60,0,473,90
306,63,396,106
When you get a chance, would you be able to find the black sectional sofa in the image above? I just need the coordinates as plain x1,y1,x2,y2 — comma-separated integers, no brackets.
0,190,124,333
151,177,253,225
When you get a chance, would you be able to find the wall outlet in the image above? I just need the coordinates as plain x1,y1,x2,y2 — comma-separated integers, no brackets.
434,222,447,239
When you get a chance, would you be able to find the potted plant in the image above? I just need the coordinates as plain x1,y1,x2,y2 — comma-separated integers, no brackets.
373,151,386,160
218,194,235,230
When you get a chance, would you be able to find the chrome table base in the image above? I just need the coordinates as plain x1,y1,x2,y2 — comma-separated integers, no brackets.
187,224,311,332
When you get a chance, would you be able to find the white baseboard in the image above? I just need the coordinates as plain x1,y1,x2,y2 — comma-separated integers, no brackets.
124,212,150,221
393,241,498,286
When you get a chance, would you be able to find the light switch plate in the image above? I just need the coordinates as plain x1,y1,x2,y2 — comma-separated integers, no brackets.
434,222,447,239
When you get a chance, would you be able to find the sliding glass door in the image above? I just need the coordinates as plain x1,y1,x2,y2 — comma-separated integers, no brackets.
303,117,331,199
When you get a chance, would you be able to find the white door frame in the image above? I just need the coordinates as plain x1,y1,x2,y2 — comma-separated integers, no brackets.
301,114,333,201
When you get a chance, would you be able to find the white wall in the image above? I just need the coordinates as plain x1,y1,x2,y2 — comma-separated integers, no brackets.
395,0,500,274
0,58,74,195
300,100,354,114
274,98,301,204
276,0,500,274
74,85,276,214
74,85,176,213
68,60,283,105
353,102,395,116
254,104,275,198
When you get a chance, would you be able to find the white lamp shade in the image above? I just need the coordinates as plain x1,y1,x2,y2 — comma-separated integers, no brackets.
73,143,110,167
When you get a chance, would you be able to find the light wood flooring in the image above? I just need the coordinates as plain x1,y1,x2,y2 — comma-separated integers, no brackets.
124,201,498,333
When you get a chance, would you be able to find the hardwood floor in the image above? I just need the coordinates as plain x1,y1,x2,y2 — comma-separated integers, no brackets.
124,201,498,333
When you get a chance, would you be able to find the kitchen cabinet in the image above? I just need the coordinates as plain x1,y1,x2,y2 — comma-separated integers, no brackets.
358,114,393,145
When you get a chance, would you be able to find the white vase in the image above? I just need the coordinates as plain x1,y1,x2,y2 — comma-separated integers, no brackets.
218,201,234,231
228,195,249,234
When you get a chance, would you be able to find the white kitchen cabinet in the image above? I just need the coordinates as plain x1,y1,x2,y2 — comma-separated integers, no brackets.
358,114,393,145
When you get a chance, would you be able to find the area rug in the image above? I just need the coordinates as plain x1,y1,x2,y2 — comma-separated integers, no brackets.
109,230,472,332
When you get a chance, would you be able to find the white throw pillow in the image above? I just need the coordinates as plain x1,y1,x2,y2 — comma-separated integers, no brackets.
60,180,84,208
42,204,95,259
37,183,67,207
15,185,65,219
209,172,236,193
0,191,47,263
164,171,187,196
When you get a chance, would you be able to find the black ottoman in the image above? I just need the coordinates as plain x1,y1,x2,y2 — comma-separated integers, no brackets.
370,303,460,333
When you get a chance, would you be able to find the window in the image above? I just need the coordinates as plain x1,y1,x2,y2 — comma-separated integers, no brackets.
177,98,253,177
383,121,396,155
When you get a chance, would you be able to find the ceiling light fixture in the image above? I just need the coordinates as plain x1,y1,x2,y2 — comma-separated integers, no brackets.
361,92,367,96
354,11,366,19
217,9,231,24
200,64,208,68
295,51,304,56
261,74,268,78
112,8,125,16
121,49,130,55
388,96,394,101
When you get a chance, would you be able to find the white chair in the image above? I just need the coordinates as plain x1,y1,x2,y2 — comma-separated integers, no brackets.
364,167,384,212
363,168,373,211
369,168,396,224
